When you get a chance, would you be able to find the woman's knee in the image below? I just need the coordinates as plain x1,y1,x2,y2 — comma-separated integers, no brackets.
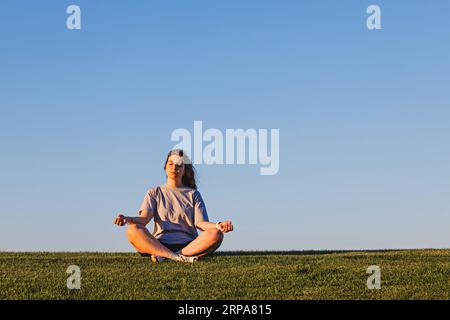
126,223,141,240
206,228,224,243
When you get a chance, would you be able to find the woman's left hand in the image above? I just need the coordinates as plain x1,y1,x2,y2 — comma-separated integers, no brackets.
218,220,233,233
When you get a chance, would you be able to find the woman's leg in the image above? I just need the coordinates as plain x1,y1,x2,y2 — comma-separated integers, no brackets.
126,224,178,259
180,228,224,257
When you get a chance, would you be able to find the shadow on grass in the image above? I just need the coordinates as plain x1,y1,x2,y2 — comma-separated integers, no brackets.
211,249,414,257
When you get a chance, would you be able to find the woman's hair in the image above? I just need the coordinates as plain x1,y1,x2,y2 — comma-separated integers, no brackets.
164,149,197,190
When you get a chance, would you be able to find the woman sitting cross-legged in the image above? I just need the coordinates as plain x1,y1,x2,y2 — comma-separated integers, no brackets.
114,149,234,263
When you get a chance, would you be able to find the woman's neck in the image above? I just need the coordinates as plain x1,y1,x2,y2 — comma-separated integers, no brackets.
166,178,183,189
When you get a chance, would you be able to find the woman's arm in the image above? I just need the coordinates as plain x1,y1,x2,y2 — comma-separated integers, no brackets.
114,210,153,227
193,190,233,232
196,220,233,233
127,209,154,226
195,221,218,231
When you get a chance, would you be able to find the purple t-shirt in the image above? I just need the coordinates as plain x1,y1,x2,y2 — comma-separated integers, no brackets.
139,185,209,244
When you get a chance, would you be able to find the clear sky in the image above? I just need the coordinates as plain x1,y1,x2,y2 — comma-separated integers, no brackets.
1,1,449,251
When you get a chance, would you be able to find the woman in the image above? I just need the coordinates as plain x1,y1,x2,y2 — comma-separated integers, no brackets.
114,149,234,263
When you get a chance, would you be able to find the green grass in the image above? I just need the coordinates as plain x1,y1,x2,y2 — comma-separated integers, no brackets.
0,249,448,300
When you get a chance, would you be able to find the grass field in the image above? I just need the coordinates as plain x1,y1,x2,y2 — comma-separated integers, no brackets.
0,249,448,300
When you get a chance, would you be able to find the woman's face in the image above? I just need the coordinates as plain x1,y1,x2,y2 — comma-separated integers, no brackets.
165,155,185,180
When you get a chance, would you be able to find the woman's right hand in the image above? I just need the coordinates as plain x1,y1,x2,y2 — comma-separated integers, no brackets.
114,214,129,226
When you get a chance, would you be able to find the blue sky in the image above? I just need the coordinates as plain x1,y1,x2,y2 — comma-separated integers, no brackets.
1,1,449,251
